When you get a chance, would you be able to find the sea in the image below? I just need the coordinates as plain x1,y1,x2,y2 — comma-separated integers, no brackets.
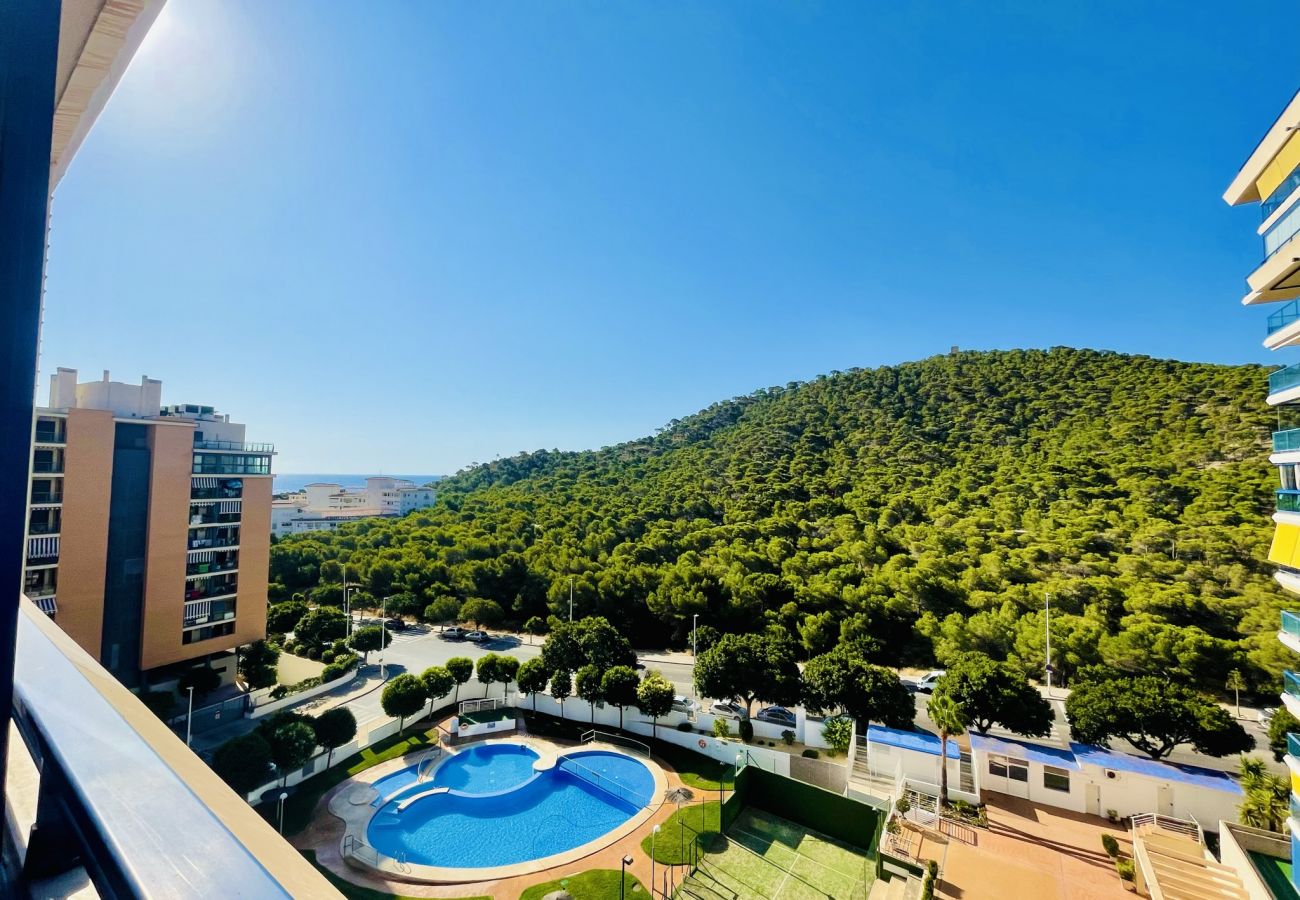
272,473,442,494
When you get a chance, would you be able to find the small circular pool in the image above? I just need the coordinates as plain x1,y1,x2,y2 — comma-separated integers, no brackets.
365,745,655,870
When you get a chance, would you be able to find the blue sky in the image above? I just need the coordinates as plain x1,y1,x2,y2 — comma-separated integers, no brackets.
44,1,1299,473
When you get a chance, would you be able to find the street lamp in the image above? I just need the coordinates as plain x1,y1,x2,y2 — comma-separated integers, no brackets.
380,595,389,680
569,576,575,622
651,824,660,898
277,791,289,834
1044,592,1053,694
620,854,633,899
692,614,699,658
185,685,195,747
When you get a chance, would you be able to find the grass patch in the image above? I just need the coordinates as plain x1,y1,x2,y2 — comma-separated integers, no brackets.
266,726,438,836
643,738,736,792
299,849,476,900
519,868,646,900
642,801,721,864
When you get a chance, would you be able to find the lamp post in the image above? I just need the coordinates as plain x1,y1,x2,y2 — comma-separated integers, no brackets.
569,576,574,622
620,854,633,899
277,791,288,834
380,594,388,680
692,613,699,659
651,824,660,898
185,685,195,747
1044,592,1052,694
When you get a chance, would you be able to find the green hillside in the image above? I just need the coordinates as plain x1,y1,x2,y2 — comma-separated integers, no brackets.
269,347,1294,694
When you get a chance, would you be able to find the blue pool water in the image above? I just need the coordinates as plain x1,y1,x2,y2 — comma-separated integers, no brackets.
366,748,655,868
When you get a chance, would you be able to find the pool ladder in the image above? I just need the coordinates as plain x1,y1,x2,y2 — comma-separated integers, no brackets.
415,746,442,782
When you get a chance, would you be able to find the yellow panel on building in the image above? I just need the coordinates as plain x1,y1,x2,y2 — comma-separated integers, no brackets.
1269,524,1300,567
1257,131,1300,203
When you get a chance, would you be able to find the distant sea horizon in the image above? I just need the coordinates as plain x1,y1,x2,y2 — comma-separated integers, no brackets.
273,473,443,494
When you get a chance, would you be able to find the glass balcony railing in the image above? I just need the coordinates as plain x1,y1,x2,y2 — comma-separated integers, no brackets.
33,427,65,444
26,520,60,535
29,489,62,504
1268,300,1300,336
1289,732,1300,760
9,600,319,896
1285,612,1300,638
1275,429,1300,452
1264,201,1300,260
1264,164,1300,220
193,440,274,453
1292,792,1300,823
31,459,62,474
1285,670,1300,700
1279,491,1300,513
1271,363,1300,396
192,457,271,476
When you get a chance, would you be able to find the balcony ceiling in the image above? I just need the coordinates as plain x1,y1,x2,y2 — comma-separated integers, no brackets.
1224,88,1300,206
50,0,167,187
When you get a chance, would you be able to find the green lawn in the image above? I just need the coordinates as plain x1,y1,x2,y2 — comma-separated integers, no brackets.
642,800,721,864
518,868,646,900
299,850,485,900
267,727,439,836
644,738,735,791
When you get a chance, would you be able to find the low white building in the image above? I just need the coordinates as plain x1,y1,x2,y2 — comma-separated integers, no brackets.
271,476,436,537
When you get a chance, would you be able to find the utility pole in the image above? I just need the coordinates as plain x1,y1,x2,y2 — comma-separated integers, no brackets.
380,594,388,680
1044,593,1052,693
342,563,351,639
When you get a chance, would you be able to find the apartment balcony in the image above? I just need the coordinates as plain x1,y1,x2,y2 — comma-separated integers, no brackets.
29,488,62,505
25,520,59,536
193,440,274,453
188,530,239,552
192,456,271,476
189,510,242,527
1284,671,1300,720
32,422,65,445
4,599,331,896
25,535,59,566
184,597,237,628
1250,246,1300,311
186,578,238,602
191,485,243,501
186,555,239,578
30,458,62,474
1273,427,1300,464
1270,362,1300,405
1283,613,1300,656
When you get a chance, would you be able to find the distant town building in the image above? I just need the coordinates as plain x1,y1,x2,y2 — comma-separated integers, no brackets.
23,368,273,688
271,476,435,537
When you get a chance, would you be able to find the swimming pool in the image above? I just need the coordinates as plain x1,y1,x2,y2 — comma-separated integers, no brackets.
365,746,655,869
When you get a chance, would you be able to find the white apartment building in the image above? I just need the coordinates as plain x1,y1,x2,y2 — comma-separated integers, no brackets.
271,476,435,537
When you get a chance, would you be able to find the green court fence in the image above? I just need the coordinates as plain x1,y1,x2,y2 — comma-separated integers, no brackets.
727,764,882,853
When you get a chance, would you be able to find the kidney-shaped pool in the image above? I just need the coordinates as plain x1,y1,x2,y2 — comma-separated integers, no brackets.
365,744,656,869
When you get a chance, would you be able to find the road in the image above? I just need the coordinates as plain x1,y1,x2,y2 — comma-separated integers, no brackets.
340,623,699,726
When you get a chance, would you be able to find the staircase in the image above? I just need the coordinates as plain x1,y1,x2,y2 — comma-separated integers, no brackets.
866,874,921,900
847,735,896,801
1131,817,1249,900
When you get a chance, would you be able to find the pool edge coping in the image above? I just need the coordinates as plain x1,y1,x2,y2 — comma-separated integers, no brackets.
333,737,669,885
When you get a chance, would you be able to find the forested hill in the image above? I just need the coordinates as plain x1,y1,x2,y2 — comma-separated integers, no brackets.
270,348,1291,694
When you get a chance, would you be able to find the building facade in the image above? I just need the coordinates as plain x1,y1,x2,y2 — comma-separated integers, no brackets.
23,368,273,688
271,476,435,537
1224,89,1300,891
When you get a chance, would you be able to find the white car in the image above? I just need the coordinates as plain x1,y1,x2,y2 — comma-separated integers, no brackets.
466,630,491,643
905,670,946,693
671,695,699,715
709,700,747,720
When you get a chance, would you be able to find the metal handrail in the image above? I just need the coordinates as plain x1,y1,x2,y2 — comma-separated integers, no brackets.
580,728,651,758
193,440,275,453
416,746,442,782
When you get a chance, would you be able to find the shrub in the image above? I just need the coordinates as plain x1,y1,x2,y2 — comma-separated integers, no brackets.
712,718,731,739
269,685,289,700
282,640,296,655
676,721,694,732
895,797,911,816
781,729,795,746
304,645,321,660
738,719,754,743
321,649,336,664
801,748,819,759
821,715,853,754
1101,834,1119,859
1116,859,1135,881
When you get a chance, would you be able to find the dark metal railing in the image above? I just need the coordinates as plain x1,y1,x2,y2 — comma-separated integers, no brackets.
193,440,274,453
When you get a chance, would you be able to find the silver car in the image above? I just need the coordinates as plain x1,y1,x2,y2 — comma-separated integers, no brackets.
709,701,747,720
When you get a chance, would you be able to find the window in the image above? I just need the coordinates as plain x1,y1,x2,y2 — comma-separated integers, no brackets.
989,753,1028,781
988,756,1007,778
1043,765,1071,792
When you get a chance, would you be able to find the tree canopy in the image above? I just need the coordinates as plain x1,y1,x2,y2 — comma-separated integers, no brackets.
932,652,1053,737
802,646,914,728
267,349,1287,697
693,632,801,715
381,673,427,734
1065,670,1255,759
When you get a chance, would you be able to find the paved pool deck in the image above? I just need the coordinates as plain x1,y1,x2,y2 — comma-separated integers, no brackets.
293,726,691,898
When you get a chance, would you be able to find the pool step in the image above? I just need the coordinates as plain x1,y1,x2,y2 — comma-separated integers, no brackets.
370,813,401,830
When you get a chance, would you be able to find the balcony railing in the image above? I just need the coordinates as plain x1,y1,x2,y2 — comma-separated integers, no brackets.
190,487,243,500
1289,732,1300,761
192,458,271,476
1293,792,1300,824
1274,428,1300,453
30,489,62,504
186,580,237,602
9,599,324,896
1285,670,1300,700
188,532,239,551
193,440,274,453
33,427,65,444
1264,164,1300,220
190,511,242,526
1279,491,1300,513
26,520,60,535
31,459,62,474
26,535,59,561
1271,363,1300,396
1264,200,1300,260
1285,612,1300,639
1268,300,1300,336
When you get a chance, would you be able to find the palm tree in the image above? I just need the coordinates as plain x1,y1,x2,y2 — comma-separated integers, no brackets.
927,692,967,808
1239,775,1290,832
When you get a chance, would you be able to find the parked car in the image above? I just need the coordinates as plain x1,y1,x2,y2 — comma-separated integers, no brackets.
709,700,747,720
440,626,470,640
671,695,699,715
466,630,491,643
384,617,405,631
1259,707,1276,725
755,706,796,727
904,670,946,693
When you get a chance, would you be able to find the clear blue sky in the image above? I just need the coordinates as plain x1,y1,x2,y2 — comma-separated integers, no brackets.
43,1,1299,474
